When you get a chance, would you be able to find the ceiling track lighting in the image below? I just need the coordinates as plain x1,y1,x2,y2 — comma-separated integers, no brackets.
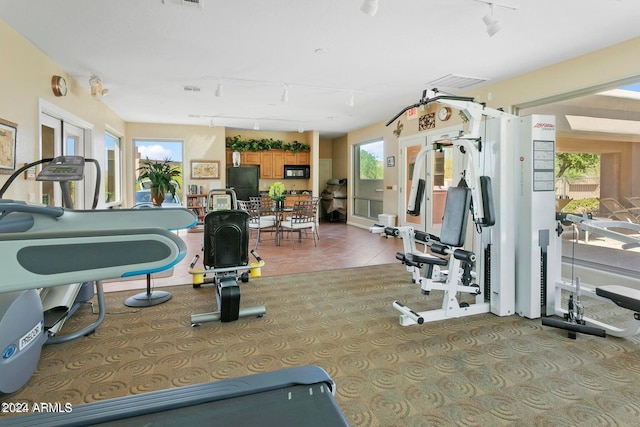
470,0,517,37
360,0,379,16
346,92,355,107
89,75,108,99
215,80,224,97
298,124,304,133
281,84,289,103
253,121,260,131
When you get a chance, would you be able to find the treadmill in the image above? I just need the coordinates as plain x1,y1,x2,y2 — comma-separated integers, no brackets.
1,366,350,427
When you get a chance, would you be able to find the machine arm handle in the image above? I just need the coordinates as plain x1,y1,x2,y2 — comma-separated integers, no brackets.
0,200,64,220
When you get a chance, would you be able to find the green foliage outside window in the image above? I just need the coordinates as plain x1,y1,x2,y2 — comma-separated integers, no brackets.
359,149,383,179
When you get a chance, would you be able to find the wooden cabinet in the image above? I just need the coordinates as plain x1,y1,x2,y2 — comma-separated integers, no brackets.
296,151,310,165
225,150,261,165
284,194,310,207
186,193,207,232
260,151,284,179
242,151,261,165
284,151,310,165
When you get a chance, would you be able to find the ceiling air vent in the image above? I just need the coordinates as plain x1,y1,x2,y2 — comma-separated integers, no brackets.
427,74,489,89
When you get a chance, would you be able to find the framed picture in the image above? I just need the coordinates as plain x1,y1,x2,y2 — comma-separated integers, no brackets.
386,156,395,167
0,118,17,174
191,160,220,179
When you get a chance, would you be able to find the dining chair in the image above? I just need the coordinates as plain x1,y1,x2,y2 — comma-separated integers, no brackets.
279,199,317,249
237,199,277,249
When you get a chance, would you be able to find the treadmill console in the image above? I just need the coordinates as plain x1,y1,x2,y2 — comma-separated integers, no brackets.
37,156,85,181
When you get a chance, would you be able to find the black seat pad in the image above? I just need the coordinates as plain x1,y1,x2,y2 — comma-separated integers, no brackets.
406,252,448,266
596,285,640,312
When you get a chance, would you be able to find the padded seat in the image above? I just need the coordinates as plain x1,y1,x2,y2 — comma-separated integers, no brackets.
596,285,640,312
405,252,448,266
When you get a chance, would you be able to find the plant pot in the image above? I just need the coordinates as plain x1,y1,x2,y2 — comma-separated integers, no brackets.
150,187,165,207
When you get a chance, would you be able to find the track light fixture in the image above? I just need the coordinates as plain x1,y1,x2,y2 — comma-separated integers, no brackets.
253,121,260,131
471,0,516,37
483,4,502,36
346,92,355,107
281,84,289,103
360,0,379,16
215,80,224,97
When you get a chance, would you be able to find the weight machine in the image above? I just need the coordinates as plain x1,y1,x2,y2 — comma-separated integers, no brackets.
378,89,518,325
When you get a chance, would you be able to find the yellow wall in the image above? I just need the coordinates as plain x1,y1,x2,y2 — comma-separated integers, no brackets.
2,14,639,215
0,20,125,202
341,37,640,225
126,122,225,205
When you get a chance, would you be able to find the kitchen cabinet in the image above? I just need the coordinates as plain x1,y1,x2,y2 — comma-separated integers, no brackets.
260,151,284,179
284,151,310,165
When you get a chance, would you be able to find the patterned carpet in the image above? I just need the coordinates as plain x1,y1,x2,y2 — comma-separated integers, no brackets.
2,264,640,426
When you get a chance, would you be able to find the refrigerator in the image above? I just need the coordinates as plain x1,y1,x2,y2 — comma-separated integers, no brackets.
226,166,260,201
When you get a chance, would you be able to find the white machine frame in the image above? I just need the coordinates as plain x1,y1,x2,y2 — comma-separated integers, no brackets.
381,90,517,325
549,214,640,338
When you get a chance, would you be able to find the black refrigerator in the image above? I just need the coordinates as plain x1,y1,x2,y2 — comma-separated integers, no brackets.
226,166,260,201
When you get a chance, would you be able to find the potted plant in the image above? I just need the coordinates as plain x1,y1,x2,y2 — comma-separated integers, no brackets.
268,181,286,209
137,157,181,207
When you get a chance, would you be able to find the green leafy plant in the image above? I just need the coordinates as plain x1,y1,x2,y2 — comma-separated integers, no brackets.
137,157,181,205
225,135,310,152
268,181,286,201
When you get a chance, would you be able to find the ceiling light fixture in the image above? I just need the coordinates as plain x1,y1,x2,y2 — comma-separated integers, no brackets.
281,84,289,103
215,80,224,97
360,0,379,16
253,121,260,131
483,4,502,36
298,124,304,133
470,0,517,37
346,92,355,107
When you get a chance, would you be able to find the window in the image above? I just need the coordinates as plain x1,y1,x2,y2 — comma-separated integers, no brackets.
133,139,184,202
104,131,121,205
353,139,384,219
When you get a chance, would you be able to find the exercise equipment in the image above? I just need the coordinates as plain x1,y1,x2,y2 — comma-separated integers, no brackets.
505,117,640,338
391,186,487,325
0,366,349,427
382,89,517,325
191,208,266,325
0,156,196,394
543,213,640,338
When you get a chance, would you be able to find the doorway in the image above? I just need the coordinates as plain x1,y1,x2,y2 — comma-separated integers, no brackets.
39,100,93,208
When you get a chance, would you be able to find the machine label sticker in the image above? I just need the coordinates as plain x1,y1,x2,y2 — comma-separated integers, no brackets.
19,321,42,351
532,140,554,192
2,344,16,360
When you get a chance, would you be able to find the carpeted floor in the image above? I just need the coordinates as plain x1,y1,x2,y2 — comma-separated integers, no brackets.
3,264,640,426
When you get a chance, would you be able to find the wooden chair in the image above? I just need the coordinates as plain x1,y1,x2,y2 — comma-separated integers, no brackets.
279,199,317,249
237,200,277,249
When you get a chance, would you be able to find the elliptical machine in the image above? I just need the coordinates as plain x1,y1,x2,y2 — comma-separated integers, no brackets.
0,156,104,394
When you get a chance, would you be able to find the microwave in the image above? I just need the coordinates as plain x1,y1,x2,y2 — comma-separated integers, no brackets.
284,165,310,179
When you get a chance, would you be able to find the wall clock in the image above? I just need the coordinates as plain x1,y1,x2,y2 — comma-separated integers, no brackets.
51,75,67,97
438,107,452,121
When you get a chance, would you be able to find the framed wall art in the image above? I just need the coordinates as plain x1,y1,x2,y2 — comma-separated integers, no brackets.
386,156,395,167
0,118,17,174
191,160,220,179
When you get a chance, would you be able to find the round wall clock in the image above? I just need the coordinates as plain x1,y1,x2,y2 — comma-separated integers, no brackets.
438,107,452,121
51,75,67,97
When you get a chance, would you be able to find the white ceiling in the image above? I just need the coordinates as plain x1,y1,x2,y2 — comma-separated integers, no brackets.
1,0,639,138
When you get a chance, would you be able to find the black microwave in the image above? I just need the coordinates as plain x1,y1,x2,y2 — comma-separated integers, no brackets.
284,165,310,179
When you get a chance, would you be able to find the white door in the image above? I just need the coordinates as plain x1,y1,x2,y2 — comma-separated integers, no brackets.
398,125,464,234
40,114,87,208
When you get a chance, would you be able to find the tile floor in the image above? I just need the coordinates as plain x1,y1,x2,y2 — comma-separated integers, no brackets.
104,220,406,293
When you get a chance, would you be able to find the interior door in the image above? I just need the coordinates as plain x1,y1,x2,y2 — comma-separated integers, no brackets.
399,134,427,229
40,114,86,208
398,125,464,234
